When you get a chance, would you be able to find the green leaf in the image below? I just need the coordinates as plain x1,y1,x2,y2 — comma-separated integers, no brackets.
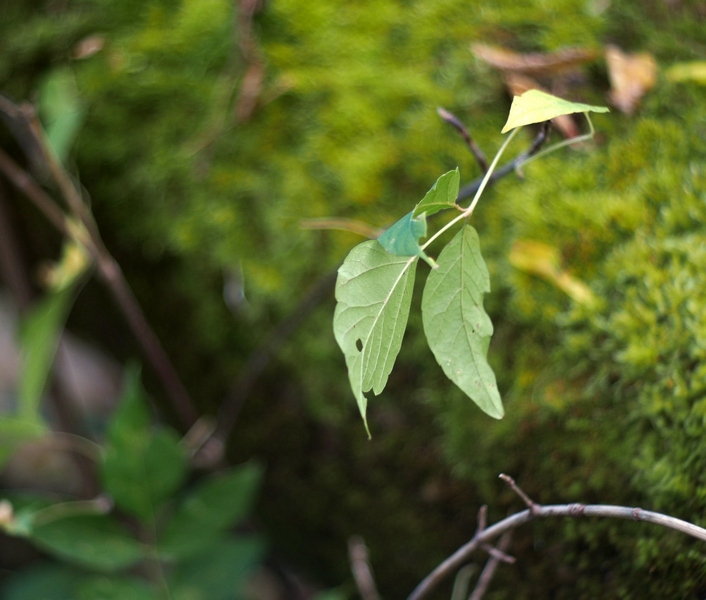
168,537,266,600
412,168,460,218
421,225,503,418
333,241,418,434
75,576,157,600
101,368,188,521
18,287,75,420
30,514,144,571
501,89,609,133
0,563,80,600
38,67,85,165
158,461,263,560
378,211,433,266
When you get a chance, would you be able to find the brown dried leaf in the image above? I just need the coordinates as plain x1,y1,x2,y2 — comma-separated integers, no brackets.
472,43,599,75
605,45,657,114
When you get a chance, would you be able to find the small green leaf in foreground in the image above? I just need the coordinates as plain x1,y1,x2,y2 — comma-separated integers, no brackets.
378,211,434,266
422,224,503,418
412,168,460,218
334,241,418,434
501,89,609,133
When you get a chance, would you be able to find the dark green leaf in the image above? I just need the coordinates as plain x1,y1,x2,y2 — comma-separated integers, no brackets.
158,461,263,560
168,536,266,600
30,514,144,571
422,225,503,418
102,429,187,522
75,576,157,600
0,563,79,600
412,168,460,218
101,368,187,521
334,241,418,434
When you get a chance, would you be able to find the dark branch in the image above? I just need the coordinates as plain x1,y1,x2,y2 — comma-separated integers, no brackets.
437,107,489,172
455,121,551,204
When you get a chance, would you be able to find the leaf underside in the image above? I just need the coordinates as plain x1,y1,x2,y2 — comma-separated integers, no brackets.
422,224,503,418
501,89,609,133
333,241,418,434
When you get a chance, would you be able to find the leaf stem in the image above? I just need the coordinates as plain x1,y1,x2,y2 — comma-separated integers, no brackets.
422,127,520,253
513,113,596,171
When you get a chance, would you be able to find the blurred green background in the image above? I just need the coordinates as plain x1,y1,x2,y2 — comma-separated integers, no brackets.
1,0,706,597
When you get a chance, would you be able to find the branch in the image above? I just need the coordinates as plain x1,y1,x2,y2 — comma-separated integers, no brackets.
455,121,551,204
469,531,513,600
407,474,706,600
349,535,380,600
437,107,489,172
0,107,199,429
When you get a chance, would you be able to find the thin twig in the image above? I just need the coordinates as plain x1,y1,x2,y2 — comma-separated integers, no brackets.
499,473,540,515
475,505,487,536
469,531,514,600
407,481,706,600
349,535,380,600
437,107,489,172
0,129,199,429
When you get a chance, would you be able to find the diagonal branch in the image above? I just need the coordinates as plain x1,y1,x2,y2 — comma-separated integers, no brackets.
407,473,706,600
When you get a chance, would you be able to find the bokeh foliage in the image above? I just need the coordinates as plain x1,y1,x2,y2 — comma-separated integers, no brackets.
2,0,706,597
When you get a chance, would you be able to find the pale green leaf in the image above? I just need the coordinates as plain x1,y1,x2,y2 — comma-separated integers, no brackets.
334,241,418,433
38,67,85,165
18,287,75,419
501,89,609,133
412,168,460,218
422,225,503,418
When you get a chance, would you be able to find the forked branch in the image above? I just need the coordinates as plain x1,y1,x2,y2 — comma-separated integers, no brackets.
406,474,706,600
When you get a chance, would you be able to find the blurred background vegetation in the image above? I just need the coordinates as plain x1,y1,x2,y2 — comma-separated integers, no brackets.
1,0,706,597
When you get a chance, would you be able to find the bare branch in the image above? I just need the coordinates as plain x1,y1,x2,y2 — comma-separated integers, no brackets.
349,535,380,600
407,485,706,600
469,531,514,600
437,107,489,172
499,473,540,515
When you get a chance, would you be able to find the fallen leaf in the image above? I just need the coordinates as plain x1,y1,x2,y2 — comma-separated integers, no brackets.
472,43,599,75
503,73,579,138
509,240,596,306
665,61,706,84
72,35,105,60
605,45,657,114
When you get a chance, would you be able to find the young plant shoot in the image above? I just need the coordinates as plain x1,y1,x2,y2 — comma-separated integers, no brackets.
333,90,609,436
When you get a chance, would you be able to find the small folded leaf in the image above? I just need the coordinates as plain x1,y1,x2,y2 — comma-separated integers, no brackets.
412,168,460,218
378,211,433,266
501,89,609,133
422,225,503,418
334,242,418,433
